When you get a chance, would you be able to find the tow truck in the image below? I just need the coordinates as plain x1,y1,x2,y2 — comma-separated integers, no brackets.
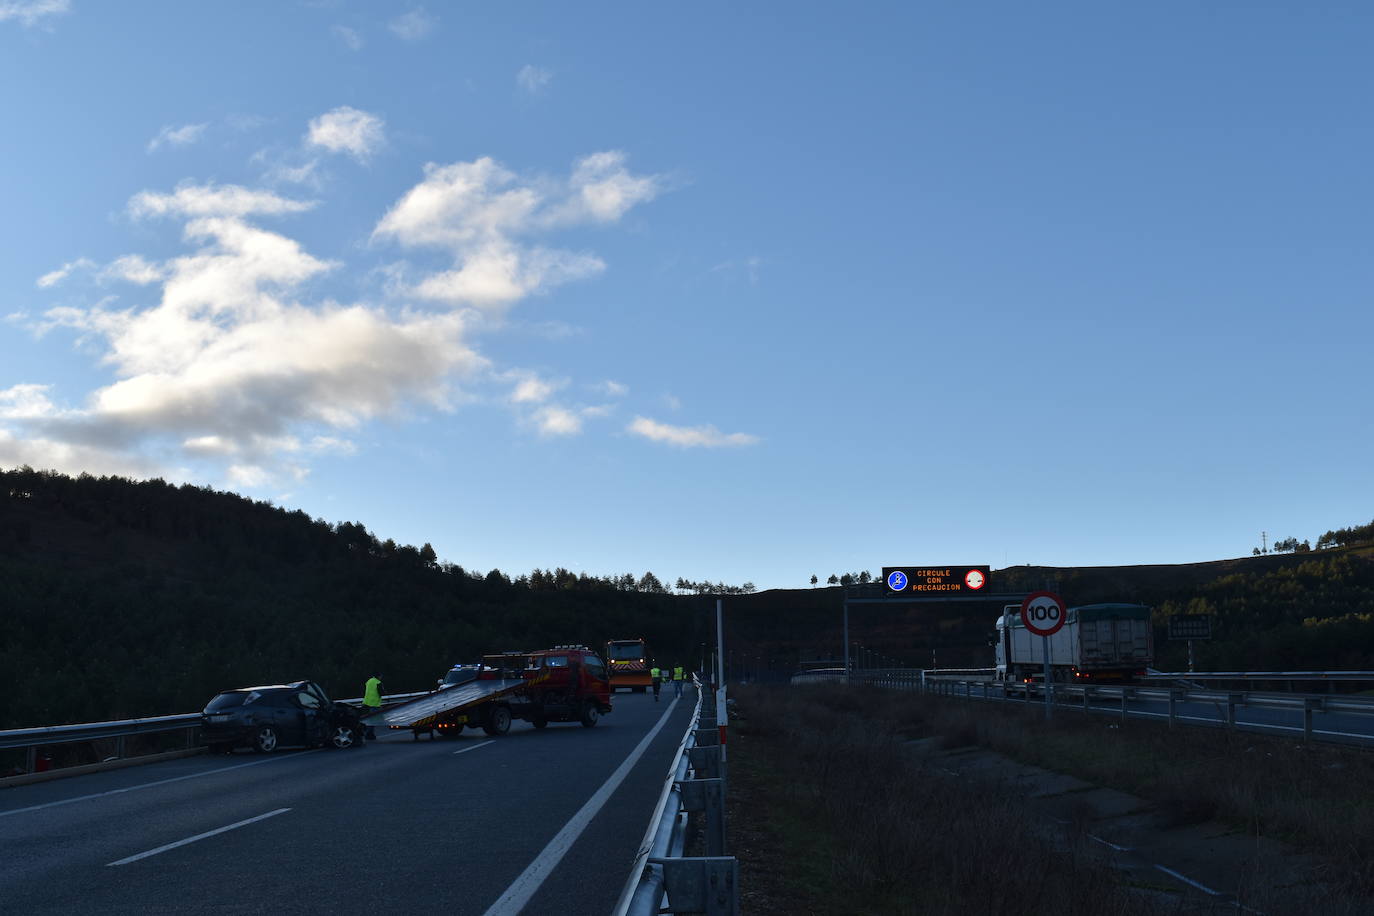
362,646,613,739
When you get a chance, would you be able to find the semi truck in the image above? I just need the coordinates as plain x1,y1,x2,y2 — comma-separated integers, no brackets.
362,646,613,739
605,637,652,692
995,603,1153,682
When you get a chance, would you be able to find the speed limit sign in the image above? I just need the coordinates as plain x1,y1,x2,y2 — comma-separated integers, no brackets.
1021,591,1066,637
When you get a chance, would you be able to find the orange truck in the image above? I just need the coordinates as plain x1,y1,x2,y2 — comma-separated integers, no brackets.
605,637,652,693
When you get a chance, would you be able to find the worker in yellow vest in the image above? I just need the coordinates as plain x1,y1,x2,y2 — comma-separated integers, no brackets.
673,665,685,697
363,673,383,739
650,665,662,701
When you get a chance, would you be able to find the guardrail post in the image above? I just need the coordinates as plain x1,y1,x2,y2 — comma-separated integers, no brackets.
982,682,989,702
1227,693,1242,729
689,745,722,780
25,746,36,774
679,778,726,857
651,856,738,916
1304,698,1323,742
1168,689,1184,728
1120,688,1132,724
1082,687,1090,714
115,735,125,759
694,728,719,747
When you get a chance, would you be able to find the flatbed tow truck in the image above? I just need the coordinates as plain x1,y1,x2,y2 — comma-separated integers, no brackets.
362,646,613,739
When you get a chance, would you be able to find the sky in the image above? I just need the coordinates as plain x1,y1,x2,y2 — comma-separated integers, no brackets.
2,1,1372,591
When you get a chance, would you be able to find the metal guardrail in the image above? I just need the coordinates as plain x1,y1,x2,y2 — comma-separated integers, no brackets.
0,691,431,776
614,681,738,916
831,672,1374,745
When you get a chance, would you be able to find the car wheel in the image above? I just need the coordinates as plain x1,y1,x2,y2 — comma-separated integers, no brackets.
329,724,357,749
482,705,512,736
579,701,599,728
253,725,279,753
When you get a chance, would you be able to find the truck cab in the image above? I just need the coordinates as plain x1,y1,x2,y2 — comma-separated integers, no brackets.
524,646,613,714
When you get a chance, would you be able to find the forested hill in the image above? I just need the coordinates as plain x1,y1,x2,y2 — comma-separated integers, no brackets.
0,468,709,728
5,467,1374,728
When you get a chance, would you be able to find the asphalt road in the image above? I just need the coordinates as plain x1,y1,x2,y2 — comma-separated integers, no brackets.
0,689,697,915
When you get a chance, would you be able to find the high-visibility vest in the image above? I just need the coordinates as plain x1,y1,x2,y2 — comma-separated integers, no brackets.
364,677,382,708
674,666,684,681
651,667,661,680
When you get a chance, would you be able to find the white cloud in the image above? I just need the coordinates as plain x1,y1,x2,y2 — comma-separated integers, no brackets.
0,0,69,27
517,65,552,95
389,8,435,41
373,153,661,310
533,405,581,437
332,24,363,50
598,380,628,397
627,416,759,448
507,372,560,404
100,255,164,285
147,123,208,153
6,184,487,485
130,182,315,220
0,383,57,419
306,106,385,162
37,257,95,288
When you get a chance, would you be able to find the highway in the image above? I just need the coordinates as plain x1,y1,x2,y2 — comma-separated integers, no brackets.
0,690,696,915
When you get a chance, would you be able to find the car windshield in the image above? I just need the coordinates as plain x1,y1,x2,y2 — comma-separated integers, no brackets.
607,643,643,660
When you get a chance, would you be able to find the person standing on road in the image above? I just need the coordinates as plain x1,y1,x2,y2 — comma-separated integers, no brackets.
363,674,383,740
673,664,685,697
650,665,662,701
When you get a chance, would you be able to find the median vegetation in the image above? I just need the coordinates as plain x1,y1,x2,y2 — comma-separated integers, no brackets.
728,685,1162,914
728,684,1374,913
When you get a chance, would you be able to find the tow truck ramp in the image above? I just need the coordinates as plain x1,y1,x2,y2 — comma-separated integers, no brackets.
361,678,525,730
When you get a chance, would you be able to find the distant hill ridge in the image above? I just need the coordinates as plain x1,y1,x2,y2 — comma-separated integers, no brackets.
3,466,1372,727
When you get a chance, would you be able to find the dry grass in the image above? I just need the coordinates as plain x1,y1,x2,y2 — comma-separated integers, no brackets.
729,685,1174,915
908,689,1374,895
736,686,1374,911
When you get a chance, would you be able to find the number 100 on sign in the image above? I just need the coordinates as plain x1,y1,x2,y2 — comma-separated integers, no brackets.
1020,591,1066,637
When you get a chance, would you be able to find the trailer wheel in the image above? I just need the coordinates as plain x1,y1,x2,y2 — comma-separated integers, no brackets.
483,705,512,736
579,701,599,728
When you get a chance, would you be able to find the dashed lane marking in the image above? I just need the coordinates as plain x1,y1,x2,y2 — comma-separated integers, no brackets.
107,808,291,866
0,752,318,819
454,740,496,756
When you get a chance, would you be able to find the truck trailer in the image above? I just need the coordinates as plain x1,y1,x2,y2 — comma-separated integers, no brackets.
362,646,614,739
995,603,1152,682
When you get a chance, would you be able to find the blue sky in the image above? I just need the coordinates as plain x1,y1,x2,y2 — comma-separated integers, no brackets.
2,2,1371,590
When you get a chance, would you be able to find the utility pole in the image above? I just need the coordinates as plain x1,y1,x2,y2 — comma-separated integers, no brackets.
1261,531,1268,554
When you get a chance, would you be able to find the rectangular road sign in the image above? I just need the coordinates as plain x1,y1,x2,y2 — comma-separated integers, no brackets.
882,566,990,594
1168,614,1213,641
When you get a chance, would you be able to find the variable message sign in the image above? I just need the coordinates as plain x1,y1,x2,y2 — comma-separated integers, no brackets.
882,566,990,594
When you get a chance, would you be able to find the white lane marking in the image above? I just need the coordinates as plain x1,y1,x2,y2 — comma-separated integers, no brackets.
0,751,318,819
1154,864,1222,896
483,696,681,916
1088,834,1133,852
107,807,291,866
454,740,496,756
